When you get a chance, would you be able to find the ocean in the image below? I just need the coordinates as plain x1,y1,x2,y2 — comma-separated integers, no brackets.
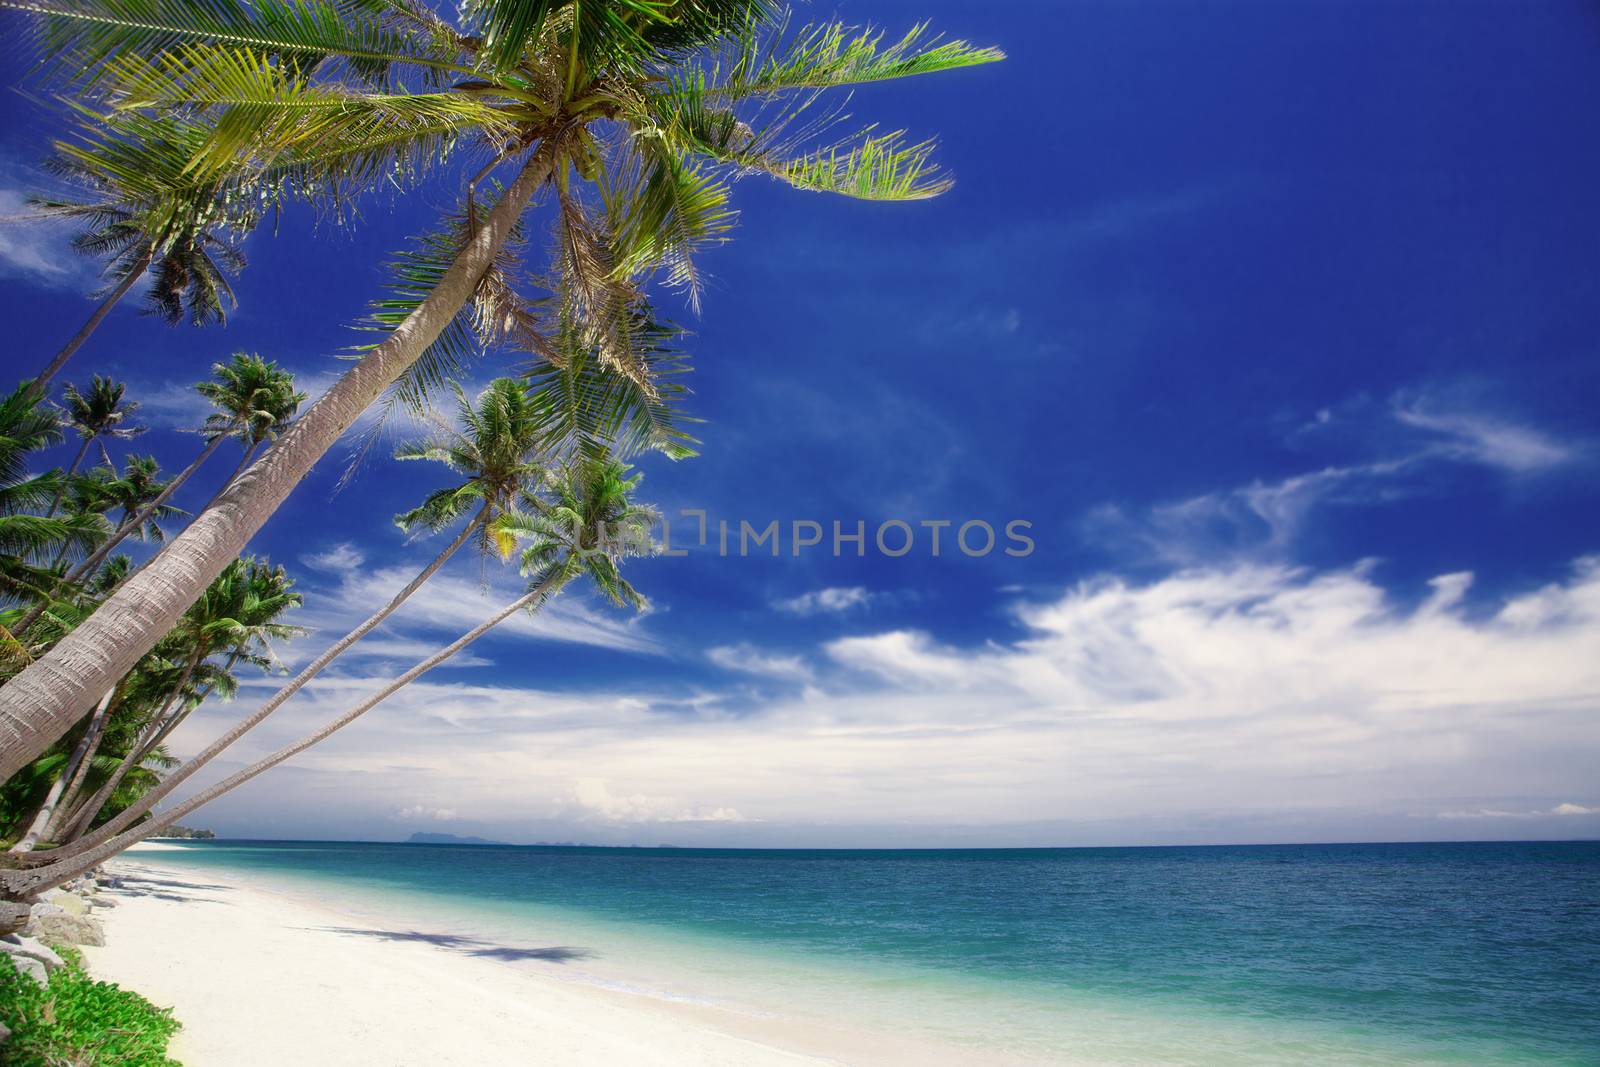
130,840,1600,1064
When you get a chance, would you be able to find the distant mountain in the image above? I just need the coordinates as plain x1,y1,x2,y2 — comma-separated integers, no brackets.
405,832,509,846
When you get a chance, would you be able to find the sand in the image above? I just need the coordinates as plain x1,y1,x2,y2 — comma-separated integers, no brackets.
82,850,842,1066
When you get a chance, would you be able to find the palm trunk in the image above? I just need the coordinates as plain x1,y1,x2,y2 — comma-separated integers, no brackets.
0,149,554,782
122,444,258,587
32,250,152,390
7,688,116,854
65,435,227,588
215,443,259,502
40,686,123,843
45,438,93,518
6,570,565,897
57,648,239,845
51,506,490,861
17,436,227,638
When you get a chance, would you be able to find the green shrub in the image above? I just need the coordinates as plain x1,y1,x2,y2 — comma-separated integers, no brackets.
0,945,181,1066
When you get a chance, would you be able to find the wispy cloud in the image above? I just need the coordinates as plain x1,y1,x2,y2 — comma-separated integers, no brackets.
0,188,99,291
773,586,876,616
707,643,812,682
1395,401,1572,472
277,559,660,669
1438,803,1598,820
301,542,366,574
393,803,458,822
1087,386,1581,564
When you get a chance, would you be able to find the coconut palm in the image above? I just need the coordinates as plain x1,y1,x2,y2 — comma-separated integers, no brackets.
197,353,307,488
12,457,181,635
52,377,553,861
28,110,266,389
0,387,106,610
0,0,999,780
48,376,145,513
6,451,655,895
6,685,122,852
53,558,301,843
59,354,302,594
139,555,302,747
76,456,183,554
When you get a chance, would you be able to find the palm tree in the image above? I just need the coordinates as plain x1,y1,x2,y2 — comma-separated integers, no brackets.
396,378,554,559
0,387,105,612
54,558,302,844
7,452,656,895
60,354,302,590
194,353,308,503
12,457,181,637
78,456,182,554
0,0,999,781
48,376,145,515
28,111,263,388
6,685,123,853
53,377,552,860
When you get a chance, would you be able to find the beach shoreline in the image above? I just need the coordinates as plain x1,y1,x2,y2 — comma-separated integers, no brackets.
81,846,1026,1067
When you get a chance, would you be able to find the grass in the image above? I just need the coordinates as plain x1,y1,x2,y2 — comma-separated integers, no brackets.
0,944,181,1066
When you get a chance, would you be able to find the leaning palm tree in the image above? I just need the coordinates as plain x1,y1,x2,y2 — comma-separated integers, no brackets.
28,110,264,389
76,456,182,556
396,378,556,560
51,377,555,861
189,353,308,512
6,452,655,895
48,376,145,514
0,0,1000,780
16,453,184,634
54,557,300,843
62,354,302,590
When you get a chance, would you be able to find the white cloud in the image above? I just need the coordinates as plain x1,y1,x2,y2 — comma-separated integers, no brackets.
170,555,1600,846
1553,803,1600,816
279,561,659,665
775,586,876,615
1087,389,1581,565
559,778,749,824
1083,461,1408,565
707,643,812,682
0,189,99,290
302,543,366,574
394,804,458,821
1396,403,1571,472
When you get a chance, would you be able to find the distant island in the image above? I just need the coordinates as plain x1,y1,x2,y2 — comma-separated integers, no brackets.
152,826,216,840
405,832,508,846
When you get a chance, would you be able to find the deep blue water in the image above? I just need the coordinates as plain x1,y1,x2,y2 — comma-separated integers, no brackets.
137,840,1600,1064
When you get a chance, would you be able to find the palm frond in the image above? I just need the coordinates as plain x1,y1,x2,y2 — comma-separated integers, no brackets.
686,18,1003,100
6,0,468,92
524,307,697,459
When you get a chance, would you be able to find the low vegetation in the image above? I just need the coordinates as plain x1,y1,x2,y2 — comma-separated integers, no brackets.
0,947,181,1066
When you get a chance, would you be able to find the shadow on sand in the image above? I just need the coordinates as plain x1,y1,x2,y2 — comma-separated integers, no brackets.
104,874,233,905
314,926,594,963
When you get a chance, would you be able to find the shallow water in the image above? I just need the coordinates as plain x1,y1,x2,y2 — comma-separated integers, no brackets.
133,840,1600,1064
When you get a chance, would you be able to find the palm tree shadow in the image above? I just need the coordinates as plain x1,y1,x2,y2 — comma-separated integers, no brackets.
315,926,593,963
105,875,233,904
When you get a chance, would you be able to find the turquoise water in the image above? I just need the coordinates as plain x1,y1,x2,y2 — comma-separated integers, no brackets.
134,840,1600,1064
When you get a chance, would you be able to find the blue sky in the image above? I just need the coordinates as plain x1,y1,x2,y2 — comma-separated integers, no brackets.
2,0,1598,846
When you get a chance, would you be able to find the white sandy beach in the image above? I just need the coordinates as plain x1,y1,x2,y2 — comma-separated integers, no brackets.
83,845,1026,1067
84,848,849,1066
